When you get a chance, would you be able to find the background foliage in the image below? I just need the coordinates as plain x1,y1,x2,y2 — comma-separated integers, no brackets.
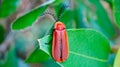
0,0,120,67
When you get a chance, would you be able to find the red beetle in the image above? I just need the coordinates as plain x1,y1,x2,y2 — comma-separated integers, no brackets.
52,21,69,62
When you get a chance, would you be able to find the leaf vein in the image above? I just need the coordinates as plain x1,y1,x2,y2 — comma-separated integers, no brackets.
70,51,107,62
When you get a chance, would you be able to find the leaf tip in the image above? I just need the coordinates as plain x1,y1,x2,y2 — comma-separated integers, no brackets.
37,39,41,49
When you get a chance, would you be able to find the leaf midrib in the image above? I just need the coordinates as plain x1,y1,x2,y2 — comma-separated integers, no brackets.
69,51,107,62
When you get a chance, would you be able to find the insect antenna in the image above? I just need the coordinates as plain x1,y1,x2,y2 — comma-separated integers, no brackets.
56,0,71,22
42,10,57,21
41,0,71,22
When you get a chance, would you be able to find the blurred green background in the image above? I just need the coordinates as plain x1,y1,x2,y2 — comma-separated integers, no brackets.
0,0,120,67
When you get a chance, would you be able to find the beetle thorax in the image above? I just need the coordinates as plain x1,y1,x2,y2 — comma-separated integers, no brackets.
55,22,66,30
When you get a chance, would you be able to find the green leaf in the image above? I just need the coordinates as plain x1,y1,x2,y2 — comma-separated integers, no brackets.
113,0,120,29
105,0,112,8
12,6,47,30
4,47,18,67
25,35,52,62
74,2,87,28
25,47,50,63
26,29,110,67
0,60,4,67
0,25,5,44
113,48,120,67
53,0,64,5
0,64,3,67
0,0,20,18
86,0,116,38
60,10,75,28
12,0,55,30
42,59,60,67
105,0,112,4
